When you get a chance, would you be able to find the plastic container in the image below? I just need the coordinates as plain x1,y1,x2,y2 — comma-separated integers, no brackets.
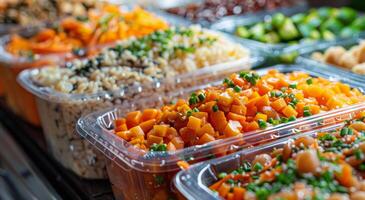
18,32,261,179
0,6,191,126
76,64,365,199
210,6,361,61
0,31,74,126
297,36,365,84
174,104,365,199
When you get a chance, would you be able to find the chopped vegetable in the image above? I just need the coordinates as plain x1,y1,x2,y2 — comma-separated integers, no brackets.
113,70,365,151
210,114,365,199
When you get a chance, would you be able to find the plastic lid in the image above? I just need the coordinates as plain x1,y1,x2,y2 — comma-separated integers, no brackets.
76,64,365,173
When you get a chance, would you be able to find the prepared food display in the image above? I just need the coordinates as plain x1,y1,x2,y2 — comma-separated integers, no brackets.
209,112,365,200
235,7,364,44
113,69,365,151
20,25,249,179
5,5,169,58
0,0,103,26
166,0,296,23
312,40,365,75
81,67,365,200
0,5,169,126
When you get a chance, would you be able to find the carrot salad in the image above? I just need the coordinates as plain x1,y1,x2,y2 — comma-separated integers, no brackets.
5,5,169,57
113,70,365,151
209,112,365,200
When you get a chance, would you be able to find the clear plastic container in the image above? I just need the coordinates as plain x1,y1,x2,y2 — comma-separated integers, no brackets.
76,64,365,199
174,104,365,199
297,36,365,84
18,33,261,179
210,6,361,58
0,7,191,126
0,31,74,126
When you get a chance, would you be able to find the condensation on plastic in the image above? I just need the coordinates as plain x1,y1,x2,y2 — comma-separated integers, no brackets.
174,104,365,200
210,6,363,56
297,36,365,84
76,64,365,199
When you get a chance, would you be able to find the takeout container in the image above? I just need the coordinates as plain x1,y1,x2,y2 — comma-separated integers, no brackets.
18,35,260,179
174,104,365,199
0,31,75,126
76,64,365,199
297,36,365,84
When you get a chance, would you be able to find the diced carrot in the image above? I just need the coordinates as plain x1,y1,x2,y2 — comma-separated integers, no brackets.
256,94,270,108
167,142,176,151
243,121,259,132
210,111,228,133
139,119,156,133
246,97,260,108
254,113,267,122
180,127,196,143
271,98,287,111
257,81,273,95
147,135,163,147
227,193,234,200
326,97,344,109
153,125,168,137
282,105,298,118
245,106,258,117
335,163,355,187
115,123,128,132
227,112,246,123
231,105,247,115
210,175,233,190
141,109,158,121
177,160,190,170
197,123,215,137
126,111,142,128
233,187,245,200
218,183,231,197
219,92,233,107
129,126,144,138
232,76,245,87
192,112,208,120
197,133,215,145
171,137,184,149
224,120,242,137
187,116,202,130
116,131,129,140
309,105,320,115
305,85,324,98
166,127,178,140
115,118,126,127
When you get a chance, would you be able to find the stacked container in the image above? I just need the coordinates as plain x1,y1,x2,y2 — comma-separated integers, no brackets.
174,104,365,199
76,64,365,199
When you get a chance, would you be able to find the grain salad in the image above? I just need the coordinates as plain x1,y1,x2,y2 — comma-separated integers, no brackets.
33,25,249,94
21,25,250,179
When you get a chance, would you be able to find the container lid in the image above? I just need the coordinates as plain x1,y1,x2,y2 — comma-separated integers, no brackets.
76,64,365,173
174,104,365,199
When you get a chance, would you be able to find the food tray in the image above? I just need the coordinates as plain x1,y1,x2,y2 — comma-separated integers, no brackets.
210,6,362,57
76,64,365,199
18,31,262,179
297,36,365,84
174,104,365,199
0,5,192,126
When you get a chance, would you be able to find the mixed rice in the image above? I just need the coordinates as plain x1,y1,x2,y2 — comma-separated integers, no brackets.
32,25,249,94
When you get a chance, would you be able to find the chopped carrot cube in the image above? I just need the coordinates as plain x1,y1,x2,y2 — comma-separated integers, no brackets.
126,111,142,128
153,125,169,137
139,119,156,133
141,109,158,121
187,116,202,130
271,98,287,111
254,113,267,122
282,105,298,117
197,133,215,145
